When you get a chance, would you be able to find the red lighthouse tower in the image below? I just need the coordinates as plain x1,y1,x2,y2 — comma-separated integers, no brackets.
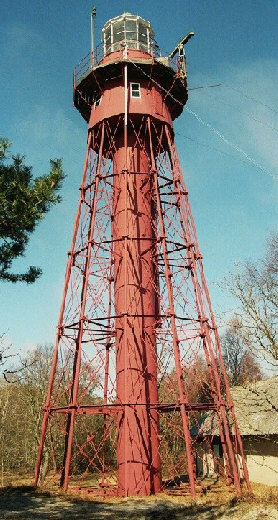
35,12,250,497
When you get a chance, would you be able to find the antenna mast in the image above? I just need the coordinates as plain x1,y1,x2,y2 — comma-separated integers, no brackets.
91,7,96,65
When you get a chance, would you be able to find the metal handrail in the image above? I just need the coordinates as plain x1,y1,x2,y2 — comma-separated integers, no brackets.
73,39,178,87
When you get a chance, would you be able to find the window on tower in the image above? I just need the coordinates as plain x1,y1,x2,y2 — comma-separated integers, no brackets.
94,93,102,108
130,83,141,98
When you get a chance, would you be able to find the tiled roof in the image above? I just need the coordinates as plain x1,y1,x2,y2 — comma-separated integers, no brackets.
199,376,278,436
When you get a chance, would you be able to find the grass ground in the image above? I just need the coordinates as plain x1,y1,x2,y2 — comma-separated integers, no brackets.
0,474,277,520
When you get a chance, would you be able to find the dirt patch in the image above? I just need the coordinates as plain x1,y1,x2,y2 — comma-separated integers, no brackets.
0,486,277,520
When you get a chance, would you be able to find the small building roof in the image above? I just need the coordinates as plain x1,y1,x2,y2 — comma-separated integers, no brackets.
199,376,278,437
231,376,278,436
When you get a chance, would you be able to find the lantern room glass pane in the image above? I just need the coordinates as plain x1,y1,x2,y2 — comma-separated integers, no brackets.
125,19,136,31
126,31,137,40
105,28,111,43
138,22,148,43
104,26,111,53
113,21,124,43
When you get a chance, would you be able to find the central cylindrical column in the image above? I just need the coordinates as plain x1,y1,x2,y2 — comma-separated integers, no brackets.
113,131,161,496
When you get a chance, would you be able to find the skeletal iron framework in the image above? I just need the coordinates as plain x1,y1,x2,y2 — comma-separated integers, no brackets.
35,12,251,497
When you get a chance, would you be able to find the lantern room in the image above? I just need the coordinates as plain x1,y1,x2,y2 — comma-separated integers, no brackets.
102,12,155,55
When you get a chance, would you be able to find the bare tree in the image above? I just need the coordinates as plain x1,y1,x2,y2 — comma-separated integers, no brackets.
222,317,262,386
225,233,278,366
0,335,35,383
0,345,52,477
0,334,22,382
0,334,13,372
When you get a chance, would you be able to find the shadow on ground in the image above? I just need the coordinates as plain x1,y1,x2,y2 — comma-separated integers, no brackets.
0,486,241,520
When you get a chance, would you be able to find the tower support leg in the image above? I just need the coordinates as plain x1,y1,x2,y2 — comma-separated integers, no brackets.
148,118,196,497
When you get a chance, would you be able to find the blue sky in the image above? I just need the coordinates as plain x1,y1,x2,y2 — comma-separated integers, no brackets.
0,0,277,357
